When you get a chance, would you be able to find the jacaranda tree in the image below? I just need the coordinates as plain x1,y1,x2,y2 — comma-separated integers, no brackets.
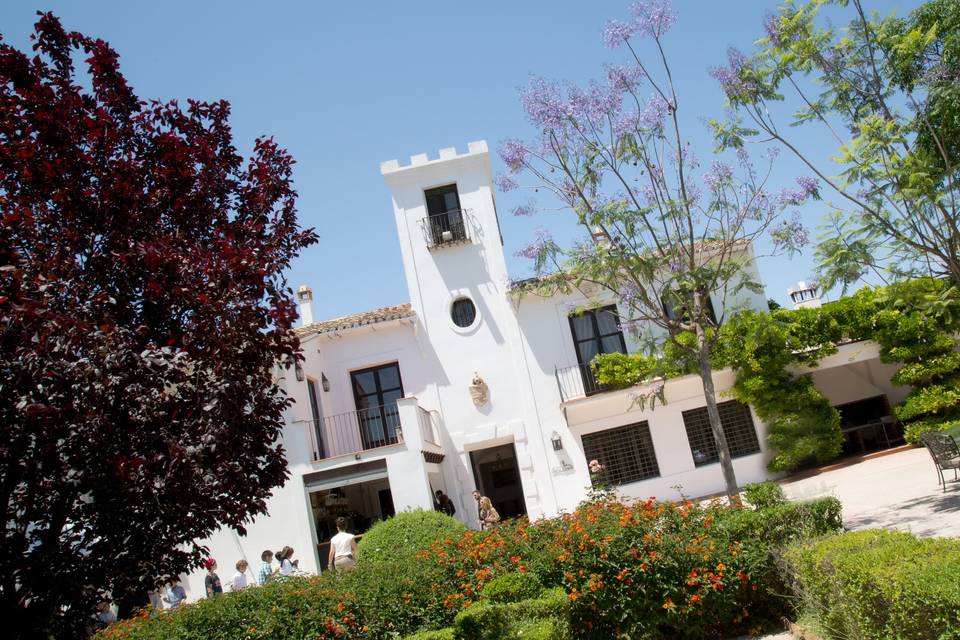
0,14,316,638
499,1,814,498
711,0,960,294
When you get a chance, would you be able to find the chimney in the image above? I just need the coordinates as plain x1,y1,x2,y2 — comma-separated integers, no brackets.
787,281,821,309
296,285,314,326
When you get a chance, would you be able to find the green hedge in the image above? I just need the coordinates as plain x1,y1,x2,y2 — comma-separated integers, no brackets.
452,588,570,640
784,529,960,639
715,496,843,546
742,481,786,510
479,572,543,604
357,509,466,563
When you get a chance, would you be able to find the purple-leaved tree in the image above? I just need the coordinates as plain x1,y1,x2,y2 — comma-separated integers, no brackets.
500,1,815,498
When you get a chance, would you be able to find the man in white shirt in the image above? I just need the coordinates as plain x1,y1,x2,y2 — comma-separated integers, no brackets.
327,516,358,572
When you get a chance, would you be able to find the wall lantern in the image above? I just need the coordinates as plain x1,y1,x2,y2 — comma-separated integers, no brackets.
294,362,304,382
321,373,330,392
550,431,563,452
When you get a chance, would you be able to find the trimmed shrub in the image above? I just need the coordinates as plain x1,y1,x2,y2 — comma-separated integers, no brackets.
357,509,466,563
510,617,572,640
453,588,569,640
714,496,842,547
784,529,960,639
403,630,455,640
479,572,543,604
743,481,786,510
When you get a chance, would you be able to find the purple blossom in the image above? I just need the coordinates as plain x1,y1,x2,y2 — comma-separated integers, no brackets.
494,174,519,192
639,94,671,129
620,280,642,308
704,161,733,192
771,213,809,253
775,188,806,206
498,139,530,173
567,81,621,126
709,47,758,102
631,0,677,38
639,183,658,206
796,175,820,199
516,228,554,260
856,187,873,201
602,19,636,48
614,109,640,138
511,201,536,217
519,76,566,130
605,63,644,93
762,11,784,47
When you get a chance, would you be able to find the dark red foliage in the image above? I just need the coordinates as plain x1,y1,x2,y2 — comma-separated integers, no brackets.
0,14,317,638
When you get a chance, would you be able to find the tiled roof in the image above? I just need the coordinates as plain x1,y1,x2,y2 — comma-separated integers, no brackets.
295,303,414,336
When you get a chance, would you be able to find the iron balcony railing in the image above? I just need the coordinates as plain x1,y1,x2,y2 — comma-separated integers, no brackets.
305,402,403,461
555,363,612,403
419,210,469,248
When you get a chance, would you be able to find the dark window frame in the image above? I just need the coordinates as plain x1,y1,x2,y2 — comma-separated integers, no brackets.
423,184,466,245
582,421,660,486
451,297,477,328
568,305,627,366
662,294,718,326
350,363,404,449
307,377,325,458
681,400,761,467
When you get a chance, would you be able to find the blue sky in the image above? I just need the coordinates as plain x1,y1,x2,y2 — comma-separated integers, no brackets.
1,0,919,320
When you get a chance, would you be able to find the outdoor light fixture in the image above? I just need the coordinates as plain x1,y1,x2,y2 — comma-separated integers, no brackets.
294,362,304,382
321,373,330,392
550,431,563,451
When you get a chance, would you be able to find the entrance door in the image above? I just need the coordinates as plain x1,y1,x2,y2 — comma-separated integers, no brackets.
469,443,527,521
378,488,395,519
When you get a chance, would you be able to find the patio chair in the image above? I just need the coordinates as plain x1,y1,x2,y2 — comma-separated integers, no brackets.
919,431,960,492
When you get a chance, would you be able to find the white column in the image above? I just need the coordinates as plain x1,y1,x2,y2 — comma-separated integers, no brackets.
386,398,436,512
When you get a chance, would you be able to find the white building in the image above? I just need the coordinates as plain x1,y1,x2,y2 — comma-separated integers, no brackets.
183,141,909,598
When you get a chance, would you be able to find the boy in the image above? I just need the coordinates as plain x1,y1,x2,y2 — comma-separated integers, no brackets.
230,559,249,591
163,579,187,608
258,549,277,585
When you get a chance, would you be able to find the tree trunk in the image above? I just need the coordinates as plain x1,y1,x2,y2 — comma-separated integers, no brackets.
695,323,739,499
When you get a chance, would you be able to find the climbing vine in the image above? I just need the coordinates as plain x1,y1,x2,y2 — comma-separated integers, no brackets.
594,278,960,471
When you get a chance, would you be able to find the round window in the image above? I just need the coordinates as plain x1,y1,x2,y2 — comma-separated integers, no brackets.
451,297,477,328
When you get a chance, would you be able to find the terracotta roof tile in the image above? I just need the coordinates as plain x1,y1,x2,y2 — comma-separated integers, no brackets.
295,303,414,337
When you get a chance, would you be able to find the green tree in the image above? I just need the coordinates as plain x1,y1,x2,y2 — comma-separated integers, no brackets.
500,2,813,497
711,0,960,293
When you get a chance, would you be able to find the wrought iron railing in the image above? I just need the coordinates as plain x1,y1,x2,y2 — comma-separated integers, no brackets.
555,363,612,402
305,402,403,461
419,210,469,248
417,406,439,446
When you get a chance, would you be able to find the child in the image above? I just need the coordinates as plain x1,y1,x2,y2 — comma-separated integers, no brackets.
276,546,297,576
230,559,249,591
258,549,277,585
203,558,223,598
163,579,187,608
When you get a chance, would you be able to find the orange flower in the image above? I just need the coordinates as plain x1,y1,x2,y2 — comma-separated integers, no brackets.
662,598,676,610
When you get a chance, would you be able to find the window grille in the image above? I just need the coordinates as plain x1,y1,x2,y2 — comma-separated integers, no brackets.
582,421,660,486
681,400,760,467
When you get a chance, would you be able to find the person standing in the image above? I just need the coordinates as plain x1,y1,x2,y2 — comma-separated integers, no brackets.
276,546,298,576
163,580,187,609
203,558,223,598
258,549,277,585
435,490,456,517
472,490,481,522
327,517,358,572
230,559,250,591
478,496,500,530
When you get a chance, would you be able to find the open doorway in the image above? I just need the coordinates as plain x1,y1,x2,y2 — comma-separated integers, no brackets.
469,443,527,521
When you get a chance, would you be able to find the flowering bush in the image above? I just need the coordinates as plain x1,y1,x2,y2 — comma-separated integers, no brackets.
98,495,841,640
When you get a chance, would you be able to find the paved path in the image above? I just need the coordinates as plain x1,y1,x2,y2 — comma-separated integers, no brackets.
780,447,960,537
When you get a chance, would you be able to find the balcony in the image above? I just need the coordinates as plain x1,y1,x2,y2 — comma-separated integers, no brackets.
555,363,612,403
419,210,469,249
305,403,403,461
